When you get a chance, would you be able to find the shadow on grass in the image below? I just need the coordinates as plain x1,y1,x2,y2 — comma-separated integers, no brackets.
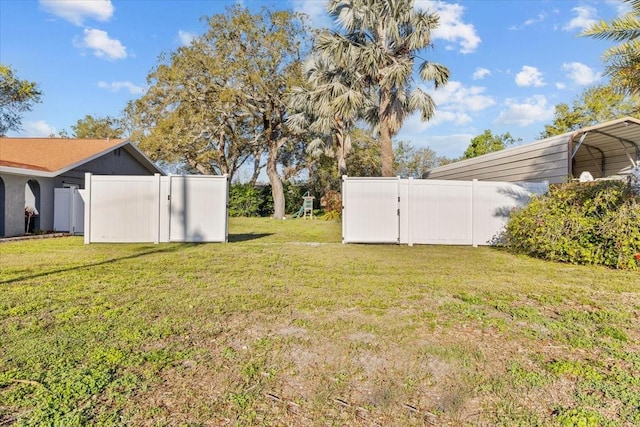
228,233,273,243
0,244,199,285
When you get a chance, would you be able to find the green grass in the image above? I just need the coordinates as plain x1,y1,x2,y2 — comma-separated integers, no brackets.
1,217,639,426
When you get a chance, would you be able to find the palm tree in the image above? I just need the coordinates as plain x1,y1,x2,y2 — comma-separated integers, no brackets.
581,0,640,95
315,0,449,176
288,54,373,176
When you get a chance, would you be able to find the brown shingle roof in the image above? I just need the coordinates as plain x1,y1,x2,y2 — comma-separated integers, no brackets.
0,138,128,173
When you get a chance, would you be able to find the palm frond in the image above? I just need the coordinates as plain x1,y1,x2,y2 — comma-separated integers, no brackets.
419,61,450,88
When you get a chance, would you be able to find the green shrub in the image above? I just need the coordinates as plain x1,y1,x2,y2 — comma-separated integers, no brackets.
229,182,311,217
503,180,640,270
229,184,262,217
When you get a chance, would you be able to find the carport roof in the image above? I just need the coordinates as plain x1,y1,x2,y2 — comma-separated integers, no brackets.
0,138,164,177
571,117,640,155
570,116,640,172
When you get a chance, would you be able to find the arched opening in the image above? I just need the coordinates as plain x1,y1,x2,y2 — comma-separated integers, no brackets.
25,180,41,233
0,177,5,237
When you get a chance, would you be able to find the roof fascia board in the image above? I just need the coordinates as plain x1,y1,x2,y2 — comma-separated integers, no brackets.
0,166,56,177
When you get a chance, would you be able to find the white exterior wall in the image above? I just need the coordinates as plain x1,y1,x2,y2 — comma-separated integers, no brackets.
342,177,548,246
0,174,55,237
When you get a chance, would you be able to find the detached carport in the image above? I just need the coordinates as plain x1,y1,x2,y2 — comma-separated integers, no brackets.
571,117,639,180
423,117,640,183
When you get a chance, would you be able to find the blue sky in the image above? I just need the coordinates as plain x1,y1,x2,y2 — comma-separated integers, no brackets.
0,0,627,159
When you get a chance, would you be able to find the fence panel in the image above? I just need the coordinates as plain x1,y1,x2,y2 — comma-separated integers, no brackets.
342,177,399,243
86,175,160,243
84,174,228,244
343,177,548,246
406,180,474,245
169,175,228,242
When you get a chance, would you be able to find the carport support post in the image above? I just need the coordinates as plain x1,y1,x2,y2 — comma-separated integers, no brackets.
84,173,91,244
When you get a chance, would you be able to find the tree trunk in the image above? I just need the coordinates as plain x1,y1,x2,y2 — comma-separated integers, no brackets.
336,130,347,177
379,90,394,177
249,145,265,186
266,142,286,219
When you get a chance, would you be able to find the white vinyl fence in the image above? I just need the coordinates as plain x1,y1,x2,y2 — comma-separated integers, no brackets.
84,173,228,244
54,187,85,234
342,177,548,246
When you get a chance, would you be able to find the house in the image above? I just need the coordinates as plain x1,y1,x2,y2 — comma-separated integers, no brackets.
423,117,640,184
0,138,164,237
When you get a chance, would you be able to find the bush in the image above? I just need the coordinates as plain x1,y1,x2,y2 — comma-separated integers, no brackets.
228,184,262,217
503,180,640,270
229,182,312,217
320,190,342,220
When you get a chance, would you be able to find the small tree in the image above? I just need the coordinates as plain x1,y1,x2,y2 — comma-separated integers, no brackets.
71,115,124,139
0,64,42,135
463,130,520,159
540,84,639,138
393,140,438,177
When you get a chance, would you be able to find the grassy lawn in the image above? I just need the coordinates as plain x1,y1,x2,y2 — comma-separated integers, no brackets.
1,217,639,426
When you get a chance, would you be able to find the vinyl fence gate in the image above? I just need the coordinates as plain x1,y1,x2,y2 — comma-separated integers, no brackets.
342,176,548,246
84,173,228,243
54,187,85,235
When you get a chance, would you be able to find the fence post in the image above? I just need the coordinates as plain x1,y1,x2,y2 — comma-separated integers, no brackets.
472,179,478,248
341,175,347,244
407,177,413,247
84,173,91,244
153,173,161,244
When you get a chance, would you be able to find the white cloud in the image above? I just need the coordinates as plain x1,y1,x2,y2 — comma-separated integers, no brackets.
556,82,567,90
515,65,545,87
416,1,480,53
495,95,554,127
430,81,496,112
524,12,547,26
608,0,632,15
415,133,474,158
562,62,601,85
397,112,474,157
510,12,547,30
20,120,57,137
178,30,196,46
563,6,597,31
40,0,114,26
472,67,491,80
97,81,145,95
291,0,333,28
396,80,495,156
74,28,127,60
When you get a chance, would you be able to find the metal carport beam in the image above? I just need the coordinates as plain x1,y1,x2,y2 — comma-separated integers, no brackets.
591,129,640,167
584,144,605,176
571,131,589,159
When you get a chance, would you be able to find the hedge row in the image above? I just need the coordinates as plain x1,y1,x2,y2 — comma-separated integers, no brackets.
503,180,640,270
